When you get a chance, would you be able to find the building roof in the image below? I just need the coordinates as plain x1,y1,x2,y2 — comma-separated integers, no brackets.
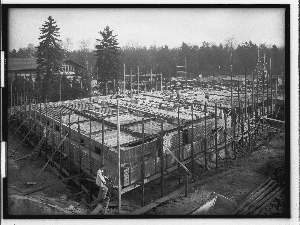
7,58,86,71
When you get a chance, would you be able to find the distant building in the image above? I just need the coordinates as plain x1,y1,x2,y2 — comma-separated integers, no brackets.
7,58,87,80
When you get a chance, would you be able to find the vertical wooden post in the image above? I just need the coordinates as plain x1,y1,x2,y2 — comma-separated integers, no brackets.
160,120,164,198
177,106,181,184
266,63,269,115
137,66,140,95
247,99,251,153
144,72,147,93
130,68,133,97
59,111,62,175
10,81,13,109
141,118,145,206
240,100,244,149
233,108,236,160
155,74,158,92
117,100,121,214
252,72,254,118
275,78,278,116
224,112,227,163
237,81,240,134
204,101,208,170
244,67,247,118
150,68,153,92
68,114,72,176
89,119,92,202
256,70,259,116
160,73,163,92
39,101,42,142
282,72,285,121
270,58,273,117
51,114,54,167
123,63,126,94
77,117,82,192
191,103,194,180
101,119,105,166
214,103,218,168
45,103,48,161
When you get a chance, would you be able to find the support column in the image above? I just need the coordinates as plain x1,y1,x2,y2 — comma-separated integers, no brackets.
191,103,194,180
117,100,121,214
141,118,145,206
204,101,208,170
89,119,93,202
101,119,105,166
68,114,72,176
214,103,218,168
177,106,181,184
60,111,63,175
137,66,140,95
160,120,164,198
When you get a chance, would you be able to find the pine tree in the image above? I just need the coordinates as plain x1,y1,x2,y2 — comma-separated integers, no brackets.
36,16,63,102
95,26,120,95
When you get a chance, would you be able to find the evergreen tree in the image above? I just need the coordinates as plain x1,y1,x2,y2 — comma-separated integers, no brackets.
36,16,63,102
95,26,120,95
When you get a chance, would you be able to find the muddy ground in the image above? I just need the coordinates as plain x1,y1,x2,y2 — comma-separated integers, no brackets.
6,124,286,216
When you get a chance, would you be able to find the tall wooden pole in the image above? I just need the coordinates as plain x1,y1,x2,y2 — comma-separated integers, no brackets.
68,114,72,176
177,106,181,184
214,103,218,168
117,100,121,214
247,99,251,153
244,67,247,118
141,118,145,206
10,81,13,109
51,114,54,167
137,66,140,95
124,63,126,93
275,78,278,117
252,72,254,118
224,112,227,163
160,73,163,92
89,119,92,202
270,58,273,116
160,120,164,198
150,68,153,92
101,119,105,166
130,68,133,97
191,103,194,180
204,101,208,170
266,58,269,115
59,111,62,174
144,72,147,93
78,117,82,189
237,81,240,134
282,71,285,121
45,103,48,161
233,107,236,160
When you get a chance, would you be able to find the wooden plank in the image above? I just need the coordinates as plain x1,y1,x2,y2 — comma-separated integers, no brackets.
90,204,104,215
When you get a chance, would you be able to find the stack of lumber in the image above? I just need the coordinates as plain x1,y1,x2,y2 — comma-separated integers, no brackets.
230,177,283,215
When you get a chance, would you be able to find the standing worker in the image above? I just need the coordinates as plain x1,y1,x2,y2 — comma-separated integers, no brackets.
96,167,109,201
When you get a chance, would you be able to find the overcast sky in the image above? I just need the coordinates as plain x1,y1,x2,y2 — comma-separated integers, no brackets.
8,8,285,51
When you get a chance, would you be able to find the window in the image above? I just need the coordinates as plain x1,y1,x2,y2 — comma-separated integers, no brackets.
95,146,101,155
55,125,60,132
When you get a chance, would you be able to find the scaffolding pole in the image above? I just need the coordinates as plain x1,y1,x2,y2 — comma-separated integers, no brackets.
117,100,121,214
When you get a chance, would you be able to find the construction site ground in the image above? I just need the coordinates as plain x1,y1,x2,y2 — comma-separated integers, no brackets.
6,124,286,216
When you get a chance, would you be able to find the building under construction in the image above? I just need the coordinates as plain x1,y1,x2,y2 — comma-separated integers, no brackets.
7,49,286,214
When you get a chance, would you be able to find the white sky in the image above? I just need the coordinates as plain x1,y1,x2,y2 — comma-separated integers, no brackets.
8,8,285,51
